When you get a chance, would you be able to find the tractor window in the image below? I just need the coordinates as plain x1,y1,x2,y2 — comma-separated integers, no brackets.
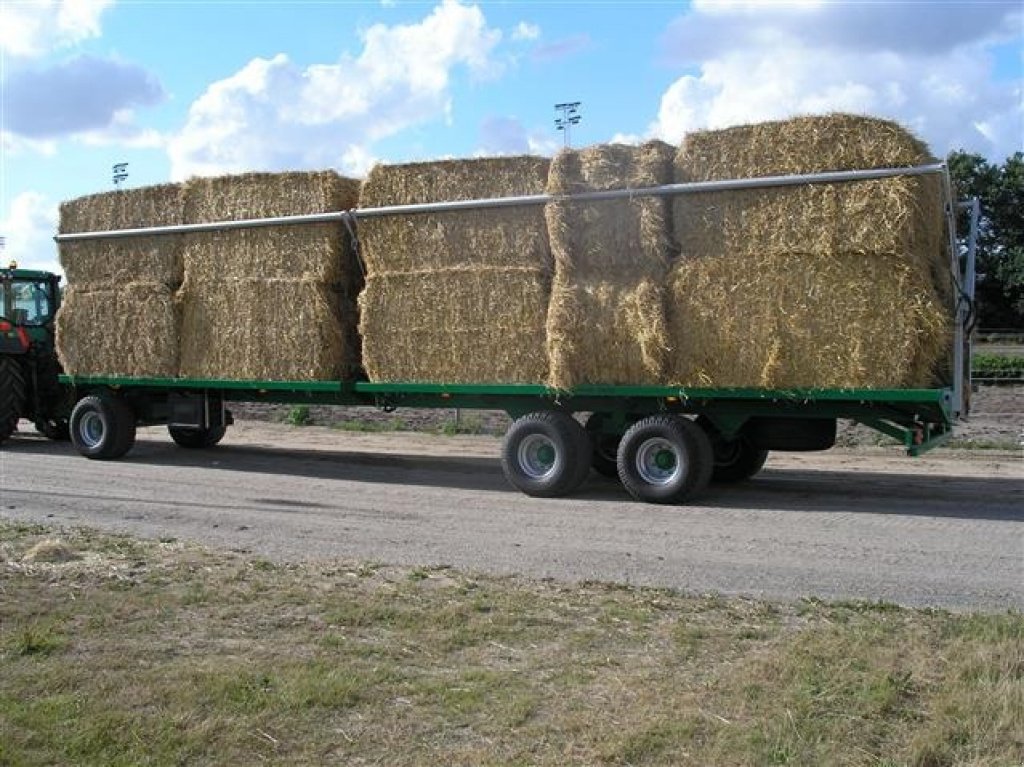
11,281,54,326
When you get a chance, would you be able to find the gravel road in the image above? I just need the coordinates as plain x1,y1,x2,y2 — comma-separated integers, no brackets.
2,417,1020,611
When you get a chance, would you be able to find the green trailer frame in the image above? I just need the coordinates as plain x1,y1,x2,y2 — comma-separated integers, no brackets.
59,374,955,456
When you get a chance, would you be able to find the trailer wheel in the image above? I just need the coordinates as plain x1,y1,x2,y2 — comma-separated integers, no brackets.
501,411,591,497
168,424,227,449
70,394,136,460
0,356,27,444
696,416,769,483
617,415,713,504
585,412,621,478
35,418,70,441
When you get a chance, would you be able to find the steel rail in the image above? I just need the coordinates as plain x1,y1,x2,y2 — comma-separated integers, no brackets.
54,163,946,242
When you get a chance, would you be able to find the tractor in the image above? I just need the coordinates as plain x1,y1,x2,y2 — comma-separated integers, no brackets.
0,264,72,444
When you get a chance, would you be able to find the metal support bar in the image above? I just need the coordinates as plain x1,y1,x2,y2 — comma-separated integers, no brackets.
54,163,947,242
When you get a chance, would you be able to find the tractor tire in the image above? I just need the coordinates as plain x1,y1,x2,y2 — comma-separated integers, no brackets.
0,356,27,445
585,412,621,479
501,411,591,498
696,416,769,483
617,414,714,505
69,394,137,460
169,423,227,449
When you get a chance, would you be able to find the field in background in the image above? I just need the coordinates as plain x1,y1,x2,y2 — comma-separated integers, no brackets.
2,523,1021,766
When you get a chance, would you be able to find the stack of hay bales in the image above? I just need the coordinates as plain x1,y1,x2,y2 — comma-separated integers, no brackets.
178,172,361,381
358,157,551,383
545,141,675,389
56,184,184,377
668,113,950,388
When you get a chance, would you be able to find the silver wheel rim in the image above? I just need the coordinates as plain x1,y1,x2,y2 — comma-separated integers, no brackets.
517,434,558,480
635,437,681,486
79,411,105,449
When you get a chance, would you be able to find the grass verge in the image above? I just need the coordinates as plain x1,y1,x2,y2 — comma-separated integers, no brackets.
1,522,1021,766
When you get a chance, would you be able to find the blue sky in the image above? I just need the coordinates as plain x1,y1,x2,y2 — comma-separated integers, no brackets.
1,0,1022,274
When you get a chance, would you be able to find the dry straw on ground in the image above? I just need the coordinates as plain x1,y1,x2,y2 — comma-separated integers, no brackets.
668,113,951,388
178,277,350,381
358,156,552,384
545,141,675,389
56,283,180,378
58,184,185,286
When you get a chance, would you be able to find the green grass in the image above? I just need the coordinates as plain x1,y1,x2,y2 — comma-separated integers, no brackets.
1,523,1021,766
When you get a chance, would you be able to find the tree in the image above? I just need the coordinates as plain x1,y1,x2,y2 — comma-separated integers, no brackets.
947,150,1024,330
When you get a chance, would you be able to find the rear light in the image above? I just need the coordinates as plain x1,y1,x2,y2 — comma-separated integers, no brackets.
0,320,10,332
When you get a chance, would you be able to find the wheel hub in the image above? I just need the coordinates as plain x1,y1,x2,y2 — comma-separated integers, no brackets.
635,437,681,485
518,434,558,480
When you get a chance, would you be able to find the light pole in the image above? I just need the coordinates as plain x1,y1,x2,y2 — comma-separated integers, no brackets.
555,102,582,149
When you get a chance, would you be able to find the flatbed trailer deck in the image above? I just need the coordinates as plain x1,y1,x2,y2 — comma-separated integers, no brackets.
58,372,958,503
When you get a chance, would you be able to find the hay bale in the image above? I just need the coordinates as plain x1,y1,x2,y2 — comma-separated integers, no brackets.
178,277,352,381
668,114,951,388
182,171,361,283
358,156,551,273
674,113,944,265
359,268,548,383
58,184,184,286
544,141,674,389
547,276,668,388
667,252,950,388
56,283,179,377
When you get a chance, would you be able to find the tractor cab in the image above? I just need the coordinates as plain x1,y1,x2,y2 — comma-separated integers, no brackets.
0,265,62,353
0,263,69,443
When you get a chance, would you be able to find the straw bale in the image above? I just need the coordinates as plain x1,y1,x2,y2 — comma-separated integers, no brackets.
666,252,950,389
358,156,551,273
178,277,353,381
543,142,674,389
668,114,951,388
58,184,184,286
359,267,549,383
674,114,943,263
546,141,675,280
56,283,179,377
182,171,361,283
546,276,668,390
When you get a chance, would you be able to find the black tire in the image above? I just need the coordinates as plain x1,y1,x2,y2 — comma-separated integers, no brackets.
0,356,27,444
69,394,137,460
585,413,621,479
501,411,591,498
169,423,227,449
697,416,769,483
35,418,71,441
617,414,714,504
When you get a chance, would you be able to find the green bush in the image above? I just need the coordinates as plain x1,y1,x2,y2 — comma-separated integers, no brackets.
971,353,1024,380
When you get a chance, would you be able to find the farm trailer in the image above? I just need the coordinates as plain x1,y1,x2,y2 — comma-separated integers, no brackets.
51,164,979,505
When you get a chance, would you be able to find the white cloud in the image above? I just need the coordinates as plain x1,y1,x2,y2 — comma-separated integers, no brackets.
512,22,540,42
5,55,165,139
168,0,503,179
0,0,114,57
0,192,60,274
651,2,1024,160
